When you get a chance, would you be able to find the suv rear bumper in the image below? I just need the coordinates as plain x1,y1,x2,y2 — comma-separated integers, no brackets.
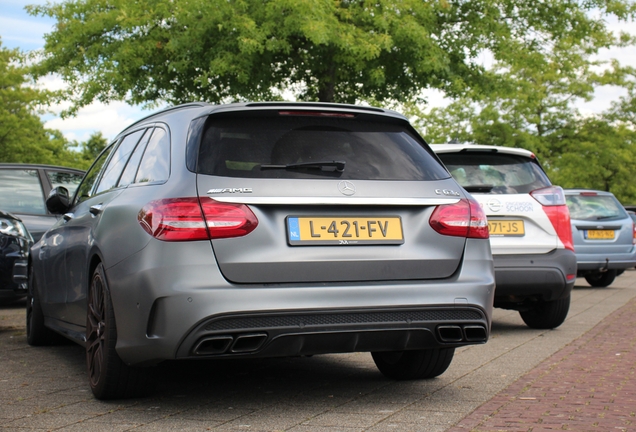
576,252,636,272
492,249,577,305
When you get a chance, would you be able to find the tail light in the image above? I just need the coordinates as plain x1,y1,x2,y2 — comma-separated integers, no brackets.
632,222,636,245
530,186,574,251
138,198,258,241
429,198,489,239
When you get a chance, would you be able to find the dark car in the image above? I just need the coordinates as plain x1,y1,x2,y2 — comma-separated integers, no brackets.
28,102,495,399
0,164,85,242
0,210,32,303
565,189,636,287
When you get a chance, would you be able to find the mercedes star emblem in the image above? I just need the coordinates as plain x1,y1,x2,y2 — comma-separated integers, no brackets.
338,180,356,196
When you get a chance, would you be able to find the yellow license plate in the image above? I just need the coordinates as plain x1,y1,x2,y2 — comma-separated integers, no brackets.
287,216,404,245
585,230,615,240
488,220,525,236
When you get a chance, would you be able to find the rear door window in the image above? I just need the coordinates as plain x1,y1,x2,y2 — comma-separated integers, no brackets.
95,129,146,194
197,114,448,180
437,152,552,194
0,169,46,215
118,128,153,187
135,127,170,184
75,144,115,204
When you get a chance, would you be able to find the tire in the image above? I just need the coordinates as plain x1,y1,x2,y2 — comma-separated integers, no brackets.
86,263,152,399
519,295,570,329
372,348,455,380
585,270,617,287
26,268,63,346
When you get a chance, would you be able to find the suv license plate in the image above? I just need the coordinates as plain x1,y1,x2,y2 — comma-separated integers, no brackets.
585,230,615,240
287,216,404,245
488,220,525,236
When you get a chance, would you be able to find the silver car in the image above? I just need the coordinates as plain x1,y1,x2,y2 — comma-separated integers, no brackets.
565,189,636,287
28,102,495,399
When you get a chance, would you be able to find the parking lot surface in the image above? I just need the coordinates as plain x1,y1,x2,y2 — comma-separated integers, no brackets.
2,271,636,431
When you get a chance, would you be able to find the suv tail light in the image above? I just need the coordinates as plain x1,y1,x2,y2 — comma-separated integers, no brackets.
429,198,489,239
530,186,574,251
138,198,258,241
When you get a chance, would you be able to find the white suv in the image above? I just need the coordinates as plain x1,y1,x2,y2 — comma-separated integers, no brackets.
432,143,576,329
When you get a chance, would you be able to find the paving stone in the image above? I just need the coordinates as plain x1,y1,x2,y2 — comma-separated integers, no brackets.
2,274,636,431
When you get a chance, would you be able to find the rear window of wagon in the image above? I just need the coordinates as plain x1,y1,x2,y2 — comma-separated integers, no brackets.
196,114,449,181
566,194,628,221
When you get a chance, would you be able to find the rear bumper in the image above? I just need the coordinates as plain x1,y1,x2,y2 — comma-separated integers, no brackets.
576,251,636,272
492,249,577,305
105,238,495,366
176,306,489,360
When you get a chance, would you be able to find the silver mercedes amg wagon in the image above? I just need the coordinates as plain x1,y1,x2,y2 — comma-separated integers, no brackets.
28,102,495,399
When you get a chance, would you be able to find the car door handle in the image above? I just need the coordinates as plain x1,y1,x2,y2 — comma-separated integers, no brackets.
63,213,75,221
89,204,104,216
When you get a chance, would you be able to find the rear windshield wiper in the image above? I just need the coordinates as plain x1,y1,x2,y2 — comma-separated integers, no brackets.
260,160,346,172
463,184,494,193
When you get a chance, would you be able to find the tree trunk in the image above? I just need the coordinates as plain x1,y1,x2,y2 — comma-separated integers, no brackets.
317,61,336,102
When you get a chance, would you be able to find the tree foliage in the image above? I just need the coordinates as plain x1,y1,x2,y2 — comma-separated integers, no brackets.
0,40,70,164
409,43,636,203
550,118,636,201
77,132,108,163
29,0,636,113
0,40,103,169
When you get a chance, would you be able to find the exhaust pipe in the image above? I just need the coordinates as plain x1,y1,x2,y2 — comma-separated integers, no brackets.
193,335,233,355
230,333,268,353
463,325,487,342
437,325,487,343
437,325,463,342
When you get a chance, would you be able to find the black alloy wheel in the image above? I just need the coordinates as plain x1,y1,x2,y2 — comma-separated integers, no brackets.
86,263,151,399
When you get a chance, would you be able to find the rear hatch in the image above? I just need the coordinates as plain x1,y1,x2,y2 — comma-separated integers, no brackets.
565,191,635,255
194,109,469,284
434,147,566,255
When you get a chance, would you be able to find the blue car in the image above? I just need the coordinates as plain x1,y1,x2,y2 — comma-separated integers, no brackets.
565,189,636,287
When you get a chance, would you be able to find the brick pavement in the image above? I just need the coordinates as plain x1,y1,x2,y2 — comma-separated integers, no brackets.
449,295,636,432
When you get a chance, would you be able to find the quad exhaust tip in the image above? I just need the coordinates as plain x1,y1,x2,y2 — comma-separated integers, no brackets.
193,333,268,356
437,325,487,343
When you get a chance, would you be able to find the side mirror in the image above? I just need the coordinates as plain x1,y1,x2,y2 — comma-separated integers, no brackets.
46,186,71,214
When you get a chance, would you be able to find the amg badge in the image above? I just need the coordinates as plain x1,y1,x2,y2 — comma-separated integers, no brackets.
207,188,253,194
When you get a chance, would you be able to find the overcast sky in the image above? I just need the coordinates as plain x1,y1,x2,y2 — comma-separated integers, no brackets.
1,0,635,143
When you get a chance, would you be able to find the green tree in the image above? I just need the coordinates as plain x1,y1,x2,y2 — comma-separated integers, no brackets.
407,38,636,202
0,39,105,169
29,0,636,113
550,117,636,203
1,41,54,162
77,132,108,163
607,66,636,126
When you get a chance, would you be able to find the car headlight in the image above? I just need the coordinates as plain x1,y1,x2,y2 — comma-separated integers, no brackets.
0,216,32,241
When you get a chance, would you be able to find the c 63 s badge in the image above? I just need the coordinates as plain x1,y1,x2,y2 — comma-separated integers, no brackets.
207,188,253,194
435,189,460,197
